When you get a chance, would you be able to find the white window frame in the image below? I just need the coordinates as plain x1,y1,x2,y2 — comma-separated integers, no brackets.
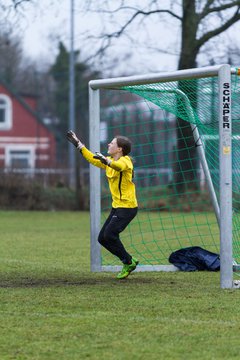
0,94,12,130
5,145,35,169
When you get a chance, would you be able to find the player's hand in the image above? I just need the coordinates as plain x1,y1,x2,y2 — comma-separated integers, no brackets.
93,152,111,166
67,130,84,150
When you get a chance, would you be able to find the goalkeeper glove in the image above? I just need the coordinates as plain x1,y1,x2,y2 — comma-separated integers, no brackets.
67,130,84,150
93,152,111,166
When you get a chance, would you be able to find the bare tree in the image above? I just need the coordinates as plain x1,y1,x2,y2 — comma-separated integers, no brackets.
0,0,36,23
0,32,23,84
82,1,240,70
0,1,44,64
82,0,240,190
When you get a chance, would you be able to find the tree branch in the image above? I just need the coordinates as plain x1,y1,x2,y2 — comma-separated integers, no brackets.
100,9,181,41
12,0,32,8
200,0,240,19
197,6,240,49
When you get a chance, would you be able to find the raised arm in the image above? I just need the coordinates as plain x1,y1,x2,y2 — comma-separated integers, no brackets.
67,130,106,169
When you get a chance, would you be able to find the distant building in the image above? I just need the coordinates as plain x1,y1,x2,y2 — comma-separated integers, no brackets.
0,82,56,169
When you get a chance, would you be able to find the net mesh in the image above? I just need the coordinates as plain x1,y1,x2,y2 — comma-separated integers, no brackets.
98,74,240,268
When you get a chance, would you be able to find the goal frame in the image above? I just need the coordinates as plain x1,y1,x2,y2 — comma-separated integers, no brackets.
88,64,234,289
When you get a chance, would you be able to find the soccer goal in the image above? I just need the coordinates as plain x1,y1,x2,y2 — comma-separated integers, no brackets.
88,64,240,289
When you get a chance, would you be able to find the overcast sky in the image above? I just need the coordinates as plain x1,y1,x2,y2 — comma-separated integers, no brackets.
15,0,181,75
15,0,240,77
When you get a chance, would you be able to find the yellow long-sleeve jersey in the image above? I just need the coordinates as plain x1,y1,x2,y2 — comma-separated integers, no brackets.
81,147,138,208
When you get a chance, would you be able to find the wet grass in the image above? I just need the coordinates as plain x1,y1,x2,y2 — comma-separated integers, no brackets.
0,211,239,360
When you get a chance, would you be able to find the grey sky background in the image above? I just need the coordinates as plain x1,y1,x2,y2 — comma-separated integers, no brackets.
16,0,240,76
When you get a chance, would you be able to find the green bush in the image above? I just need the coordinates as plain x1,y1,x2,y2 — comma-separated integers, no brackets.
0,173,81,210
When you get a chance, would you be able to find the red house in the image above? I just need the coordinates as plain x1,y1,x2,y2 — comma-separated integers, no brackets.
0,82,56,169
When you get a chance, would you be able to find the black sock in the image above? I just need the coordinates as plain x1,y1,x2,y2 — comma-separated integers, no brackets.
122,256,132,264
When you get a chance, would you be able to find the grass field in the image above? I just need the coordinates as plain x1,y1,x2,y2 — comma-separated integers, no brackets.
0,211,240,360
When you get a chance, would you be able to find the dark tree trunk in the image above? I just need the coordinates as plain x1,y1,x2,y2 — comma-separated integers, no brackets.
175,0,200,191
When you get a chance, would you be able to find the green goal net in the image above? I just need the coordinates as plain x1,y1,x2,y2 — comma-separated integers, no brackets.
89,65,240,287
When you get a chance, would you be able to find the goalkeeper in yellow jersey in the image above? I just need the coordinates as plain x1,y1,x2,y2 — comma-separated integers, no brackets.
67,130,138,279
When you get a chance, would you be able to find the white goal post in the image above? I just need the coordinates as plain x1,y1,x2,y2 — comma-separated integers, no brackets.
88,64,235,289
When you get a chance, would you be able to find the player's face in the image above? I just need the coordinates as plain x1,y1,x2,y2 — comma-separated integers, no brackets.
107,138,122,156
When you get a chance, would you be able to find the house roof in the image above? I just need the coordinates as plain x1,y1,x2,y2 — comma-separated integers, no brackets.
0,78,53,133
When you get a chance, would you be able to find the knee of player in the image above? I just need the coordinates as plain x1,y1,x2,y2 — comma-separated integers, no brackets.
98,232,106,245
103,227,118,242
